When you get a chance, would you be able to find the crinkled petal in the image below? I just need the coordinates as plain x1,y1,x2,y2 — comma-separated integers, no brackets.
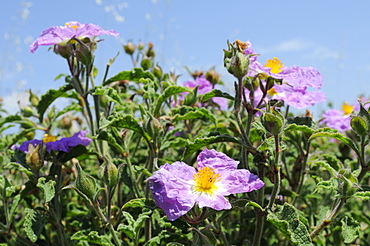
46,130,91,152
147,162,197,221
197,149,239,171
30,21,119,53
11,139,42,153
220,169,264,195
196,193,231,210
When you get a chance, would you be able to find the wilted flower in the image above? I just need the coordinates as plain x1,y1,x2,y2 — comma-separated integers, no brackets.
30,21,119,53
12,130,92,153
147,149,264,221
183,75,228,109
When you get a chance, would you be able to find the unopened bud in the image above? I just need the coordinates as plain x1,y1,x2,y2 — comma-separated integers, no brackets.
141,58,152,70
205,67,220,85
123,42,136,55
152,64,163,79
261,109,284,136
54,44,73,59
71,38,93,66
29,90,39,107
26,143,44,172
101,158,119,187
75,163,97,200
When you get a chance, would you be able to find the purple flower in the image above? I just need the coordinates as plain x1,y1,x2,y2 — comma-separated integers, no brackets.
147,149,264,221
30,21,119,53
12,130,92,153
320,109,352,132
319,99,369,132
183,75,228,109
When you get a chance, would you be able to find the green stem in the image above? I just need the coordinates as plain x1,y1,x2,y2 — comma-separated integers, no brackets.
93,203,121,245
292,142,311,205
310,198,345,239
267,135,281,210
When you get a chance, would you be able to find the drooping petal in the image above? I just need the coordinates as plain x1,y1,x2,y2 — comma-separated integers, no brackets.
197,149,239,171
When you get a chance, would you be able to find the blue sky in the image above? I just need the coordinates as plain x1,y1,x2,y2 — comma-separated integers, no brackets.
1,0,370,116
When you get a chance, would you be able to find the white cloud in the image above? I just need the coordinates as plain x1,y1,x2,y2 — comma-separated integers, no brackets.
305,46,340,60
258,38,314,54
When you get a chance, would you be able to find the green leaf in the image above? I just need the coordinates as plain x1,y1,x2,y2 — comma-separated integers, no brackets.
154,86,192,117
121,198,156,210
308,128,360,156
284,123,314,135
117,211,135,239
93,86,121,105
37,84,74,121
341,216,360,243
24,208,38,242
100,114,151,142
352,191,370,200
36,177,56,203
103,67,155,86
200,89,234,102
267,203,313,246
183,134,243,159
4,162,33,178
96,129,125,154
172,107,216,123
71,230,115,246
9,194,21,224
351,116,367,136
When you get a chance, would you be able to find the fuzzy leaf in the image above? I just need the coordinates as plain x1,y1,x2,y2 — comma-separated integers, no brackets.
267,203,313,246
37,84,74,122
36,177,56,203
183,134,242,159
154,86,192,117
24,208,38,242
309,128,360,156
93,86,121,105
200,89,234,102
341,216,360,243
100,114,150,142
284,123,314,135
352,191,370,200
121,198,156,210
103,67,155,86
172,107,216,123
71,230,115,246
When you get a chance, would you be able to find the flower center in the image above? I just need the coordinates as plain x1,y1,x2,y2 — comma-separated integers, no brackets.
42,134,57,143
264,57,284,74
342,102,354,115
65,22,78,30
193,167,221,192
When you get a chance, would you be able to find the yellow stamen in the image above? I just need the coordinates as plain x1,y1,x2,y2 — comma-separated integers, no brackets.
65,22,78,30
264,57,284,74
267,87,278,97
342,102,354,115
193,167,221,193
42,134,57,143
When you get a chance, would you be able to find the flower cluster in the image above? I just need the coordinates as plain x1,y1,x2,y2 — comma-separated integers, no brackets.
242,40,326,109
30,21,119,53
12,130,92,153
147,149,264,221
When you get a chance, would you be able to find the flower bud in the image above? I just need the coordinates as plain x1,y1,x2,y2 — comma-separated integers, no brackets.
54,44,73,59
71,38,93,66
101,159,119,187
75,163,97,200
152,64,163,79
146,42,155,58
351,116,367,136
29,90,39,107
261,109,285,136
205,67,221,85
20,106,34,117
26,143,44,172
123,42,136,55
141,58,152,70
